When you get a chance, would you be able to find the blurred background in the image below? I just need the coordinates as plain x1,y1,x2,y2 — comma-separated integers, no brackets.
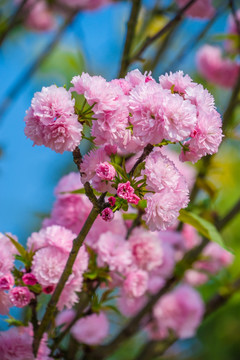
0,0,240,359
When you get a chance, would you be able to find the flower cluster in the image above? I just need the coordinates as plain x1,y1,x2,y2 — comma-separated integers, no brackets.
196,11,240,88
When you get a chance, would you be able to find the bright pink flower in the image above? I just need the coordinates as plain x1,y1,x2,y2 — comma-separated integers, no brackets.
101,208,114,222
108,196,116,207
9,287,32,308
117,181,134,200
176,0,215,19
42,286,54,294
24,85,82,153
152,285,204,339
71,312,109,345
123,270,148,298
97,232,133,273
96,162,116,181
196,45,240,88
0,274,14,290
22,273,37,286
129,228,163,272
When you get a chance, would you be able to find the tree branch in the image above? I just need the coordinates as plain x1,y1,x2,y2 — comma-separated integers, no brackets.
118,0,142,78
0,10,77,122
130,0,197,64
129,143,154,177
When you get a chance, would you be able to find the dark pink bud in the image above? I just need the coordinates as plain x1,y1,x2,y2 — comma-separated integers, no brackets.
101,208,114,222
108,196,116,207
0,274,14,290
43,285,54,294
22,273,37,286
128,193,140,205
104,144,117,156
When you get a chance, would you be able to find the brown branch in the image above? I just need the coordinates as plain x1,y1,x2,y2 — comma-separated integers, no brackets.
130,0,197,63
118,0,142,78
216,198,240,230
129,143,154,177
0,10,77,122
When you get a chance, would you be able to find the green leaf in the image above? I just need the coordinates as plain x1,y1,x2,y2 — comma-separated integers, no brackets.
111,162,128,180
133,162,145,178
211,33,239,42
5,316,25,327
178,210,230,251
122,213,138,220
6,234,26,257
102,305,122,316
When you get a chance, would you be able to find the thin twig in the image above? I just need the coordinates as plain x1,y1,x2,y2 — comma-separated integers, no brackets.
130,0,197,63
0,10,77,122
129,143,154,177
32,206,99,356
118,0,142,77
0,0,28,46
216,198,240,230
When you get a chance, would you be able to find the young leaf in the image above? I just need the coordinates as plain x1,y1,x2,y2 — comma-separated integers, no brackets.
178,210,231,251
6,234,26,257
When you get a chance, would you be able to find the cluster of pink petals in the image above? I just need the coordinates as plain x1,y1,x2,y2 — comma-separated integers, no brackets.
196,45,240,88
150,285,204,339
24,85,82,153
160,71,223,163
9,286,33,308
0,233,19,278
81,146,116,193
71,312,109,345
176,0,215,19
117,181,140,204
123,270,148,298
0,325,52,360
28,225,88,309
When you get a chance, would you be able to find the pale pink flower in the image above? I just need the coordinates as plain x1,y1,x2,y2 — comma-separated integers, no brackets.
196,45,240,88
71,312,109,345
22,273,37,286
9,287,32,308
101,208,114,222
195,242,234,274
143,188,189,231
24,85,82,153
56,309,76,330
0,274,14,290
0,291,11,315
97,232,133,273
25,1,55,32
182,224,201,250
152,285,204,339
159,71,194,94
117,289,147,317
129,228,163,272
0,325,52,360
117,181,134,200
54,172,82,196
158,230,185,260
176,0,215,19
142,149,181,192
151,242,176,278
123,270,148,298
147,276,165,295
57,281,83,310
0,233,18,277
184,269,208,286
125,69,155,89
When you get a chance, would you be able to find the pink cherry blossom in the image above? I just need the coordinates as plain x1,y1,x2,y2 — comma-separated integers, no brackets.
117,181,134,200
96,162,116,181
152,285,204,339
0,274,14,290
0,291,11,315
196,45,240,88
123,270,148,298
9,287,32,308
108,196,116,207
22,273,37,286
24,85,82,153
101,208,114,222
71,312,109,345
